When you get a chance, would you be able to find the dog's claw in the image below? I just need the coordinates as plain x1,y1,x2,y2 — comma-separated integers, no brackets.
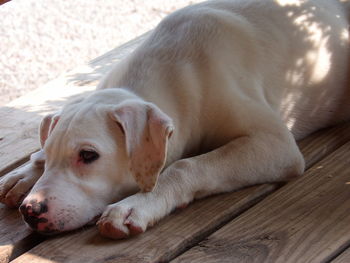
0,164,42,208
125,220,144,236
98,221,129,239
97,198,148,239
97,215,145,239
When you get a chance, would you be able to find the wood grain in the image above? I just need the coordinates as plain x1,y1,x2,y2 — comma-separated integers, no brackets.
0,204,45,263
0,28,349,263
297,122,350,168
0,35,146,263
331,248,350,263
172,140,350,263
0,34,146,177
10,184,277,263
7,122,350,263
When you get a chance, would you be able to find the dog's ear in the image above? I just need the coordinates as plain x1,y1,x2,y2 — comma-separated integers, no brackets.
39,113,60,148
39,97,82,147
109,100,174,192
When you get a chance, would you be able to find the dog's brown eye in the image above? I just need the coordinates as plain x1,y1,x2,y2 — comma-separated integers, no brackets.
79,150,99,164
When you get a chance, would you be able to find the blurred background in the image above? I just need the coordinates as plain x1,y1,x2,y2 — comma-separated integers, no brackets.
0,0,203,106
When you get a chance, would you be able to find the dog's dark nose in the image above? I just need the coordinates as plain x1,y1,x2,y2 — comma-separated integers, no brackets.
20,199,48,217
19,199,49,230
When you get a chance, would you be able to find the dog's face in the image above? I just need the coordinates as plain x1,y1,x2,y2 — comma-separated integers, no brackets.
20,90,173,234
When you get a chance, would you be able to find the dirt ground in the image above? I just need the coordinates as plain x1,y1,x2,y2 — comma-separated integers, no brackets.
0,0,203,106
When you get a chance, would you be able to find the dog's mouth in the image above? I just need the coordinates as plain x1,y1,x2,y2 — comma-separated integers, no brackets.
32,214,102,235
36,228,61,236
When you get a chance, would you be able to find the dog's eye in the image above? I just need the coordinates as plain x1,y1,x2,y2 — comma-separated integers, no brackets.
79,150,99,164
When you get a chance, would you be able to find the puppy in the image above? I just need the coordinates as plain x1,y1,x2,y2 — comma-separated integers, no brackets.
0,0,349,239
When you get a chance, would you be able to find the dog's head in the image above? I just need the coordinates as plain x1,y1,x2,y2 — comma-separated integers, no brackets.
19,89,174,234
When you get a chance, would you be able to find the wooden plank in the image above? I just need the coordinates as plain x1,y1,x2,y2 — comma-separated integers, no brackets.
0,34,147,177
297,122,350,169
172,140,350,263
10,185,276,263
0,203,44,263
331,248,350,263
8,123,350,263
0,204,30,263
0,23,349,263
0,35,147,263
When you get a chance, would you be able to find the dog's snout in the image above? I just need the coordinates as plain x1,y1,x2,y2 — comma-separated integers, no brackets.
19,199,51,231
19,201,48,216
20,199,48,217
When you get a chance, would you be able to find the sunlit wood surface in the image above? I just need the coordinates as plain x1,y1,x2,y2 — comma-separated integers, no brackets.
1,34,350,263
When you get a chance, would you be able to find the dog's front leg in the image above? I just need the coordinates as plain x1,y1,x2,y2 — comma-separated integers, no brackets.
98,129,305,239
0,150,45,207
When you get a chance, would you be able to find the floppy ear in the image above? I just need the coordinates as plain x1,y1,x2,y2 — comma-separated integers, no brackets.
109,100,174,192
39,113,60,148
39,97,82,147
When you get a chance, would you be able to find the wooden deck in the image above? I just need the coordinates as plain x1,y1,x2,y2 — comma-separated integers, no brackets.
1,34,350,263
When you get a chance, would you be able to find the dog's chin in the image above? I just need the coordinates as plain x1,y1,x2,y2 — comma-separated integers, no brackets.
30,215,101,236
35,228,61,236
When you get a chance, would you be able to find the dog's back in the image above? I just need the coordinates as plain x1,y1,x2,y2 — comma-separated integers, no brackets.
100,0,350,141
3,0,350,238
168,0,350,138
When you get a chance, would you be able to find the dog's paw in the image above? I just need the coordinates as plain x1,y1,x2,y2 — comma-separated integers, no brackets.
0,163,43,208
97,195,154,239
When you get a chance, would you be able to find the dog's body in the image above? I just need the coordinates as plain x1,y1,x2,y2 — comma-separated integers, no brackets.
0,0,349,238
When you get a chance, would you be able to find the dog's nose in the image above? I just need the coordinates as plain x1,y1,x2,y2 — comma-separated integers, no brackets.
20,200,48,217
19,200,49,230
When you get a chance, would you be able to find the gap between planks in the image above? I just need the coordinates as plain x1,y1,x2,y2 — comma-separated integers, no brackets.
2,122,349,263
331,247,350,263
171,130,350,263
0,25,349,263
0,23,349,262
0,33,148,263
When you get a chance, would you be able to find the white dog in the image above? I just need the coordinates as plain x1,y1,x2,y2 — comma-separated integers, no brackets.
0,0,349,239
